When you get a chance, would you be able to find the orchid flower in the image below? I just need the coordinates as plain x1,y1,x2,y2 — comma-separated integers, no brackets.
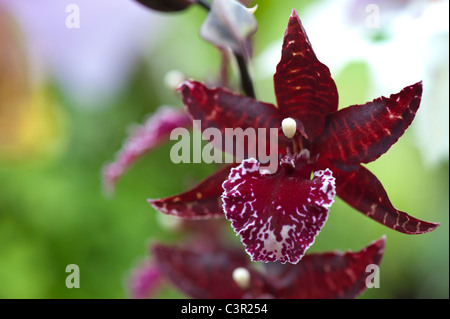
148,9,439,264
129,236,386,299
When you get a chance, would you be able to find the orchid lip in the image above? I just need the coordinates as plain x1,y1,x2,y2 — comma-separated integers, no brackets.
222,156,336,264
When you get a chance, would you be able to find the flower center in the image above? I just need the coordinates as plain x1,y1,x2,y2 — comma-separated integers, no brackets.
281,117,307,153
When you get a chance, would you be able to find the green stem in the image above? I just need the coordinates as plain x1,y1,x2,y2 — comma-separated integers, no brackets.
196,0,256,99
235,53,255,98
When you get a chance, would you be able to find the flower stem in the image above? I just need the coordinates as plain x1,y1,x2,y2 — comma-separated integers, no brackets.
196,0,256,99
196,0,211,11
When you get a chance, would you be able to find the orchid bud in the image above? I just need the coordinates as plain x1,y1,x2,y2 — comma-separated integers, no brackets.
134,0,194,12
200,0,257,57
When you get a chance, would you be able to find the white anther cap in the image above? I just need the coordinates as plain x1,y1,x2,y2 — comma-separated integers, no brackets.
281,117,297,138
164,70,185,91
232,267,251,290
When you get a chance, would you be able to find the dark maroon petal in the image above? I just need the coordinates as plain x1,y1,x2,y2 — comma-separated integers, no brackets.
314,82,423,170
178,80,288,159
134,0,194,12
152,244,273,299
264,237,386,299
336,165,439,234
148,164,238,219
102,107,191,194
274,9,338,139
222,154,336,264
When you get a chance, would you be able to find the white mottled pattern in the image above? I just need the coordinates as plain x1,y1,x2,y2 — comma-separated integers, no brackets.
222,157,337,264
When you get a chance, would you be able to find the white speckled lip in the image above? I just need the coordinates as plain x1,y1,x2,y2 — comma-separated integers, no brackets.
222,156,336,264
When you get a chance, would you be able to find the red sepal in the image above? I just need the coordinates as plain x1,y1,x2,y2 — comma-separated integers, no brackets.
274,9,338,139
264,237,386,299
335,165,439,234
148,164,238,219
314,82,423,170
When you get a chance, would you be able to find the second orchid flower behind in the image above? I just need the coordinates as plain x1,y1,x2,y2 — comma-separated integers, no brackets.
146,9,439,264
130,235,386,299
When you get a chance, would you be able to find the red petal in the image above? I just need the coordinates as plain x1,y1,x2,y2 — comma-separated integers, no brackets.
148,164,238,219
178,80,288,159
264,237,386,299
102,107,191,194
274,9,338,139
335,165,439,234
222,155,336,264
314,82,423,170
152,244,273,299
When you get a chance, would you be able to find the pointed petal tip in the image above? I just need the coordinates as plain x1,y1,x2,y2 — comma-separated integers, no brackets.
290,8,299,18
176,80,192,92
371,235,387,250
128,258,163,299
398,218,440,235
148,197,163,205
408,80,423,95
147,198,163,211
417,221,440,234
101,163,118,197
288,8,304,28
176,79,203,94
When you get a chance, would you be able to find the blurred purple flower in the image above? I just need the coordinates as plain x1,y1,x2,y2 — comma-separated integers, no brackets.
102,106,192,194
0,0,167,108
128,259,163,299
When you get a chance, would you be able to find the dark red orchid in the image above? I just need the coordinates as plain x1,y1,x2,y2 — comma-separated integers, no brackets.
147,9,439,264
130,236,386,299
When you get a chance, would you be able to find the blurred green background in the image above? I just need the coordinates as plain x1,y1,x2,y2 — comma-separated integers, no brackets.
0,0,448,298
